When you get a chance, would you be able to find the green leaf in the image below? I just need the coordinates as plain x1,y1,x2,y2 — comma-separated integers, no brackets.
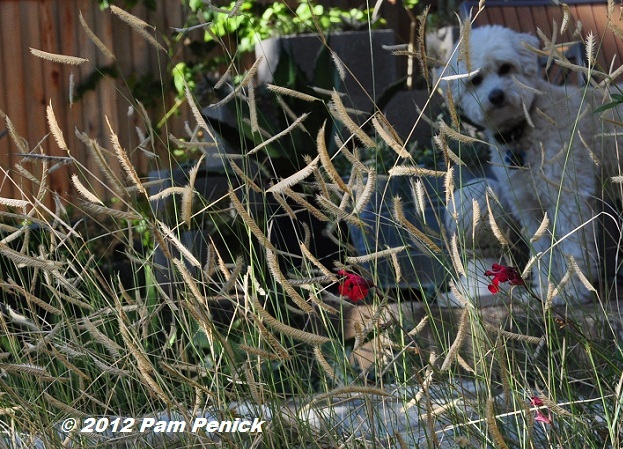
593,93,623,113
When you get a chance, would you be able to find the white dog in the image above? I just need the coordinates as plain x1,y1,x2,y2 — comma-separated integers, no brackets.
438,25,623,305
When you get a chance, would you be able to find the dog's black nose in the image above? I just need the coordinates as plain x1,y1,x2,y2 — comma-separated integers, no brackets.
489,89,505,106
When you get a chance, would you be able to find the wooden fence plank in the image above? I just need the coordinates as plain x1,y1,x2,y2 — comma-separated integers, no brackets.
1,1,28,201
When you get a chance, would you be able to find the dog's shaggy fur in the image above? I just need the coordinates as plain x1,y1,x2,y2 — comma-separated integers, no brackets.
440,25,623,304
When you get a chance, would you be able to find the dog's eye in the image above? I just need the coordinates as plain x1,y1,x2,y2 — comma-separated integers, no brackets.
470,75,483,86
498,63,512,75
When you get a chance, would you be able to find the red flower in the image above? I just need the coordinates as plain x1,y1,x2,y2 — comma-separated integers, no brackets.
530,396,552,425
484,263,525,293
337,270,373,302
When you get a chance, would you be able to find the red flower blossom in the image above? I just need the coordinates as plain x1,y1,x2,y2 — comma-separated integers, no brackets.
530,396,552,425
484,263,525,293
337,270,373,302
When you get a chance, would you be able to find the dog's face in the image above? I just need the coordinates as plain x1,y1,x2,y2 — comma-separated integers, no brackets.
439,26,541,132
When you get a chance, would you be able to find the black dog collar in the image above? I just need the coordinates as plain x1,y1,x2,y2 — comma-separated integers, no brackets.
493,120,527,144
504,148,526,168
493,121,528,169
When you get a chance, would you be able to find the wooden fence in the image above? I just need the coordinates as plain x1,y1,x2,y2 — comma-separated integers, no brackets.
0,0,192,208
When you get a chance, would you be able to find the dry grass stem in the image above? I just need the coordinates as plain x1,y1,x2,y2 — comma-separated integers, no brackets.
390,250,402,283
471,198,481,242
168,133,217,149
440,307,469,371
247,113,309,156
566,254,598,293
534,394,572,417
149,186,186,202
317,122,350,193
331,52,347,80
251,317,291,361
415,6,431,89
561,4,570,33
214,256,242,296
157,221,202,269
274,96,310,134
450,234,466,278
209,57,263,109
313,345,336,379
330,90,376,148
407,316,429,337
71,174,104,205
181,155,205,226
79,11,115,60
82,317,123,357
439,120,483,145
305,386,392,410
456,354,475,373
1,281,61,315
393,197,442,254
251,295,329,345
47,102,69,153
421,398,461,422
240,345,282,361
486,397,510,449
0,197,30,209
110,4,151,29
110,5,165,52
247,81,259,133
0,363,59,381
106,116,145,195
482,321,543,344
172,258,212,318
315,194,365,226
228,161,261,193
372,116,409,158
267,155,320,193
184,87,218,144
413,180,426,218
3,114,29,153
282,188,329,222
118,319,170,401
434,134,465,166
229,189,277,252
485,192,510,246
266,84,320,102
29,48,88,65
346,245,406,264
68,72,75,107
460,19,473,73
353,168,376,214
299,243,337,280
444,165,454,205
265,247,315,314
81,202,142,221
77,131,126,194
0,243,63,271
530,212,550,243
271,192,296,219
586,32,596,67
389,165,446,177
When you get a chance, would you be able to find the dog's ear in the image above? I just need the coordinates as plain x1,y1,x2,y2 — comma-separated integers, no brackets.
518,32,540,52
516,32,540,76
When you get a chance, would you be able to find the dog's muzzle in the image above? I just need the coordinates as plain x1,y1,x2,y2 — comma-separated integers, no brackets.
488,89,505,106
